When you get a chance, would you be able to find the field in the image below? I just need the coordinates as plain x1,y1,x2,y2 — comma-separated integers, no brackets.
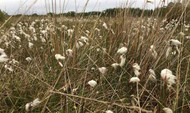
0,4,190,113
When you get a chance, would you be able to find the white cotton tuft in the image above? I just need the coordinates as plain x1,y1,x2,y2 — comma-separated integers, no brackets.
149,45,157,59
25,98,41,111
26,57,32,62
129,77,140,83
28,42,34,48
133,63,141,76
117,47,127,55
88,80,97,87
111,63,119,69
163,108,173,113
105,110,114,113
66,49,73,57
55,54,65,60
161,69,176,88
119,55,126,67
103,22,108,29
0,48,8,63
149,69,157,81
169,39,181,46
98,67,107,75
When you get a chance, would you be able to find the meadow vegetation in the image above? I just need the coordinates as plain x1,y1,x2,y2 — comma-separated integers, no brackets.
0,1,190,113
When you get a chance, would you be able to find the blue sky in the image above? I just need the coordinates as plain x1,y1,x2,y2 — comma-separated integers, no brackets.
0,0,173,15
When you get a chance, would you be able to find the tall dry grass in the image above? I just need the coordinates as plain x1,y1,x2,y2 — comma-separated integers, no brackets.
0,0,190,113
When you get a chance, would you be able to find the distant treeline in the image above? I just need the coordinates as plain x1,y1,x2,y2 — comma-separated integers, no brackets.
1,2,190,22
0,10,7,22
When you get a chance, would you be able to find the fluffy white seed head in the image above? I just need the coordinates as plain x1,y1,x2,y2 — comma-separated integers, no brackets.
111,63,119,69
169,39,182,46
161,69,176,87
117,47,127,55
163,108,173,113
103,22,108,29
119,55,126,67
149,69,157,81
55,54,65,60
105,110,114,113
132,63,140,71
98,67,107,75
129,77,140,83
25,98,41,111
66,49,73,57
88,80,97,87
26,57,32,62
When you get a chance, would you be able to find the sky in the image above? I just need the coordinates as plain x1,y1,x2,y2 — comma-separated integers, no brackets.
0,0,174,15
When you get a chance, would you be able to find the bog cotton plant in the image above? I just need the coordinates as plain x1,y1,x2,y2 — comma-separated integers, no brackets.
149,69,157,81
163,108,173,113
103,22,108,29
161,69,176,88
129,77,140,83
132,63,141,76
149,45,157,59
117,47,127,55
25,98,41,111
105,110,113,113
0,48,8,63
66,49,73,57
55,54,65,60
88,80,97,87
98,67,107,75
26,57,32,62
119,55,126,67
111,63,119,69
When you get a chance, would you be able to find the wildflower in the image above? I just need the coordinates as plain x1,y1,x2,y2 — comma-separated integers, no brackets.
88,80,97,87
129,77,140,83
119,55,126,67
111,63,119,69
55,54,65,60
26,57,32,62
149,69,156,81
117,47,127,55
66,49,73,57
163,108,173,113
161,69,176,88
25,98,41,111
98,67,107,75
105,110,114,113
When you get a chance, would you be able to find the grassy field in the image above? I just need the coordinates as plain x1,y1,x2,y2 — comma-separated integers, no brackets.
0,3,190,113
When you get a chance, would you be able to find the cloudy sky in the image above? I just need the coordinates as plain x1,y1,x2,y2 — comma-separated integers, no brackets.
0,0,173,15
